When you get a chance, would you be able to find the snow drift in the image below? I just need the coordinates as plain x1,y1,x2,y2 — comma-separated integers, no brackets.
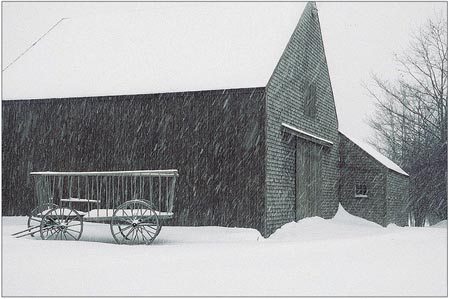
2,204,447,296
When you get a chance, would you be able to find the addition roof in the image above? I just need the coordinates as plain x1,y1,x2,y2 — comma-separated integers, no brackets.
339,130,409,176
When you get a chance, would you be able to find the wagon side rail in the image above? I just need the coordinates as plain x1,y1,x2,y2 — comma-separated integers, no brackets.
30,169,179,218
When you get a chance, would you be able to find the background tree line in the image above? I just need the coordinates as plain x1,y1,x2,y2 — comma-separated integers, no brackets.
366,14,447,226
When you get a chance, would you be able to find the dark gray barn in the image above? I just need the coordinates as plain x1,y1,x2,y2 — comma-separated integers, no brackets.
2,2,409,236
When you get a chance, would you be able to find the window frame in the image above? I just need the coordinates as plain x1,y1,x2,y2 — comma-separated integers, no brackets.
354,183,368,198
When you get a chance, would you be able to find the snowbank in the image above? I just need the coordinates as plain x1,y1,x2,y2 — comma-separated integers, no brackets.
2,210,447,296
269,204,381,241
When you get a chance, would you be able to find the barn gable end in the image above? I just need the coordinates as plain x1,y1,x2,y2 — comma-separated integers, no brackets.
264,2,339,236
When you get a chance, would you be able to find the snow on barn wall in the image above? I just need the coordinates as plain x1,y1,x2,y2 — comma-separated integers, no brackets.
264,2,340,235
2,89,267,231
338,132,409,226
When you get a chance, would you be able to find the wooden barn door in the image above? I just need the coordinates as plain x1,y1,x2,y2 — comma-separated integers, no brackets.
296,139,322,220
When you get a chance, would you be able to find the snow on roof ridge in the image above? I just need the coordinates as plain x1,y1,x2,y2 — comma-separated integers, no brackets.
3,2,307,100
339,130,409,176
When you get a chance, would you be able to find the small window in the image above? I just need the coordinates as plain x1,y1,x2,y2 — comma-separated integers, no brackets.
304,83,317,118
355,184,368,198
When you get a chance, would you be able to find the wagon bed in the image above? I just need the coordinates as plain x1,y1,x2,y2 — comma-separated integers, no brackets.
83,209,174,222
35,208,174,221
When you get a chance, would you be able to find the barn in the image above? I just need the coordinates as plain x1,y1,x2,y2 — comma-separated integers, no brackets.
338,132,410,226
2,2,409,236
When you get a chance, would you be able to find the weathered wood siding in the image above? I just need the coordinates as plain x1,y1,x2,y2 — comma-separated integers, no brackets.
386,171,409,226
2,88,266,232
265,2,340,236
339,132,409,226
338,133,387,225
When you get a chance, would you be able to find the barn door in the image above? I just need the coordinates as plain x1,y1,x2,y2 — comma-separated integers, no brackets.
296,139,322,220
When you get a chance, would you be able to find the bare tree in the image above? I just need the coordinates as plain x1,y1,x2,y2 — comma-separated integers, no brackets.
366,15,447,226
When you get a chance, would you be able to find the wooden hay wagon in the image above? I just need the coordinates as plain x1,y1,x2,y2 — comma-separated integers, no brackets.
13,170,179,245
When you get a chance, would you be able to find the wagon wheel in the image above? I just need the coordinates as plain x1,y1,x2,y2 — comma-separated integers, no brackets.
110,199,160,245
40,207,83,241
133,199,162,237
28,203,59,237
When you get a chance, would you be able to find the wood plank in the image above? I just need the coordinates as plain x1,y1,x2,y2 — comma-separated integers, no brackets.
61,198,100,203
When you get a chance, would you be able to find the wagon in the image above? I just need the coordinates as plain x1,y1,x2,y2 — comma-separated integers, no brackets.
13,170,178,245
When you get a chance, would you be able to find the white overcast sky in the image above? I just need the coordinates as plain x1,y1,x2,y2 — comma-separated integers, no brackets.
2,1,447,142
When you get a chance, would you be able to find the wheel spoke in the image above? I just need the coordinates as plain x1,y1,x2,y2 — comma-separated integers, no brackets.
140,208,149,217
45,226,58,239
126,229,134,242
50,228,58,239
64,209,73,224
66,215,77,226
136,227,143,243
125,227,135,240
119,210,134,224
113,224,132,236
65,228,81,234
65,223,81,228
142,228,155,241
51,229,60,240
139,227,149,242
138,224,157,231
44,226,53,238
65,230,78,240
140,225,156,238
122,209,131,219
133,229,139,243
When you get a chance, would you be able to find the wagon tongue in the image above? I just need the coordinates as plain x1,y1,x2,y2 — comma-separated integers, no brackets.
11,224,41,238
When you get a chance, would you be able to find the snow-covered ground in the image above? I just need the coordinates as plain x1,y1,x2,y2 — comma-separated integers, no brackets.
2,205,447,296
